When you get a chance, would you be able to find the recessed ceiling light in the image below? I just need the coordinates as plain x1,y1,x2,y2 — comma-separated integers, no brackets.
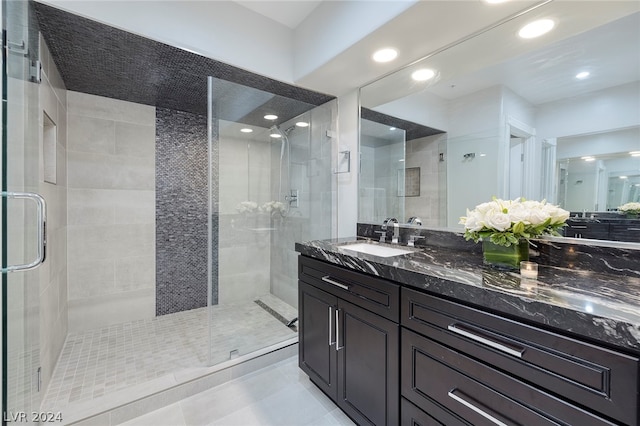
581,156,595,162
270,133,282,138
295,121,309,127
411,68,436,82
240,128,253,133
518,19,555,39
575,71,590,80
264,114,278,120
620,176,628,179
372,48,398,63
630,151,640,156
485,0,509,3
389,127,396,131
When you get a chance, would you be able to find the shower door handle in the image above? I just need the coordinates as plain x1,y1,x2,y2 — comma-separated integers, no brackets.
1,191,47,273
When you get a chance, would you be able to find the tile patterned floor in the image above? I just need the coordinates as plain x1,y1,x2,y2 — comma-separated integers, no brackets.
119,356,356,426
41,296,297,414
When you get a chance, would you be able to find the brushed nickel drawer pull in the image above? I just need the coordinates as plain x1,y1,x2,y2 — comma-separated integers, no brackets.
448,324,525,358
321,275,350,290
328,306,335,346
448,390,509,426
336,309,344,351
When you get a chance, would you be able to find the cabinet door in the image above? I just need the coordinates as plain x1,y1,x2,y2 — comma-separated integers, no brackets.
337,299,399,426
299,280,338,400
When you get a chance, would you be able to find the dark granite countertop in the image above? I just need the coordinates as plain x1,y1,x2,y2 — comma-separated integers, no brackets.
295,237,640,354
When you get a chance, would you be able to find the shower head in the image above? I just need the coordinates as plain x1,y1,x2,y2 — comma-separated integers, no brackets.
269,124,295,137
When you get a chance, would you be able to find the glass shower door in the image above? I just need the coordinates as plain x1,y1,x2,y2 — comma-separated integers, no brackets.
2,0,44,422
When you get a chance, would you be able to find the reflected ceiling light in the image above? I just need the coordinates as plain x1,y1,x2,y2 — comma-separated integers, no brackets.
390,127,396,131
581,156,595,162
372,48,398,63
485,0,509,3
411,68,436,82
240,128,253,133
620,176,628,179
575,71,590,79
270,133,282,138
296,121,309,127
264,114,278,120
518,19,555,39
630,151,640,156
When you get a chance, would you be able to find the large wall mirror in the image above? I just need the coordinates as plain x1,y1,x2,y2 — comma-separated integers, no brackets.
359,1,640,243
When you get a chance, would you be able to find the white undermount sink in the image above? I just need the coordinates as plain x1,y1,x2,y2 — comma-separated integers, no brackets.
339,242,417,258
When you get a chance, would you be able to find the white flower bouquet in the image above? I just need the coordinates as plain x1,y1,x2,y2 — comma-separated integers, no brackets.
459,197,570,247
236,201,258,214
260,201,286,215
618,202,640,215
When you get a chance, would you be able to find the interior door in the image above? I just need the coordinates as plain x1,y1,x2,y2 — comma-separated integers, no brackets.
2,0,45,423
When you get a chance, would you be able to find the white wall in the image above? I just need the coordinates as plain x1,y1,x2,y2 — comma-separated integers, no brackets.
537,81,640,140
557,126,640,159
337,90,359,237
446,86,502,227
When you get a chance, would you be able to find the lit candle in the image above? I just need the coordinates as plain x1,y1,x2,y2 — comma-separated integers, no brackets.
520,261,538,279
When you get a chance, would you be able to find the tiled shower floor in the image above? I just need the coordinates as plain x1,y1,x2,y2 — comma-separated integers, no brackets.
41,295,297,414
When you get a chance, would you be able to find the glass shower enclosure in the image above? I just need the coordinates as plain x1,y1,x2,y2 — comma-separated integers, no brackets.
207,76,337,365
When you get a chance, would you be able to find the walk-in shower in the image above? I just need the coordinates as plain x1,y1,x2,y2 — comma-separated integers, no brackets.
2,2,339,422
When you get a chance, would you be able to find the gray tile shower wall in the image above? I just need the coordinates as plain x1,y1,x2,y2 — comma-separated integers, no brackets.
156,108,219,315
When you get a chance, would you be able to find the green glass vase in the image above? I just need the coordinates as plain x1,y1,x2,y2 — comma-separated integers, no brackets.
482,239,529,270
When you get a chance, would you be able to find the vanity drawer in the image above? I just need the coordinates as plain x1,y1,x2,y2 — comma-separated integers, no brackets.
401,397,461,426
610,224,640,243
299,256,399,321
401,287,640,426
402,328,617,426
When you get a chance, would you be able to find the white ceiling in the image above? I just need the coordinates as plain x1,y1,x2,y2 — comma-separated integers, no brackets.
36,0,640,98
234,0,322,29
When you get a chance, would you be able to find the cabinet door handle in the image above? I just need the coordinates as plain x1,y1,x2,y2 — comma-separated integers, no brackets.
328,306,335,345
335,309,344,351
448,389,509,426
321,275,350,290
571,225,588,229
448,324,525,358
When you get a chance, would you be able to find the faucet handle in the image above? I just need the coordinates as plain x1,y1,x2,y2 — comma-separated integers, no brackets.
374,230,386,243
408,235,424,247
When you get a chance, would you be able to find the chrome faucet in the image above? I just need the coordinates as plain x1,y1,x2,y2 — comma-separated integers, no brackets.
382,217,398,230
408,216,422,226
392,222,399,244
380,217,399,244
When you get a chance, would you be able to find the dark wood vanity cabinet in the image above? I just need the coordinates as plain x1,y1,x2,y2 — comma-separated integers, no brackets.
298,255,640,426
401,287,640,426
298,256,400,426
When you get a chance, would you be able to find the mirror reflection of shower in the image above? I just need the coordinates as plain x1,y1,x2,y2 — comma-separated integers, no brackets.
270,124,298,214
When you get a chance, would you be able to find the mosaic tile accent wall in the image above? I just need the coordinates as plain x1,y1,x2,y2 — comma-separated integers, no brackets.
156,108,218,315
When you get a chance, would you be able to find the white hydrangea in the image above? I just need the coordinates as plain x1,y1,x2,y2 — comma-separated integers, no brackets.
459,197,570,246
619,202,640,214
